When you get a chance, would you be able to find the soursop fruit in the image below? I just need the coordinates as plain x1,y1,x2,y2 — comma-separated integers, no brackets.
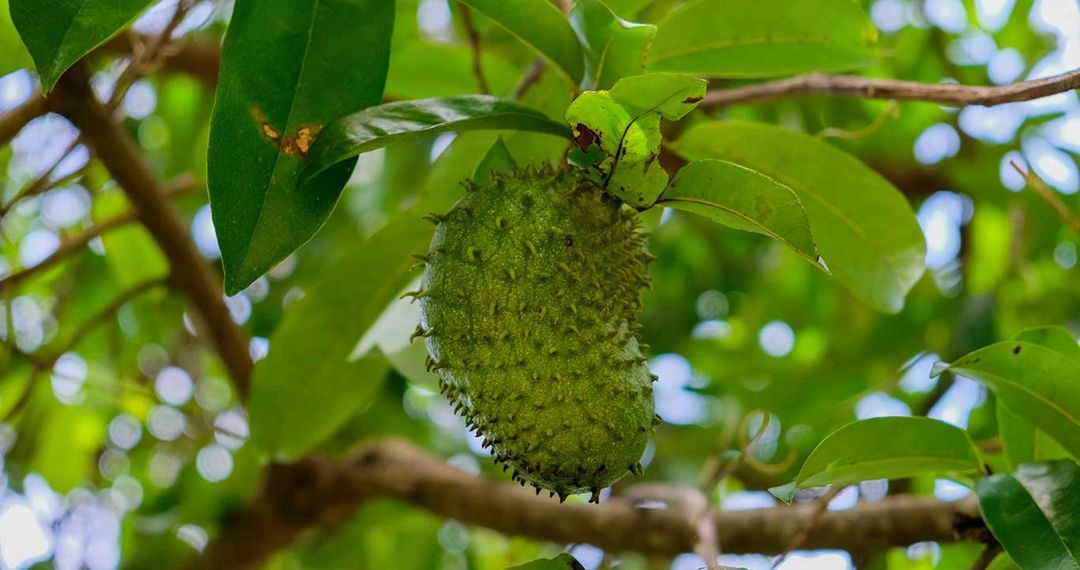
411,164,656,502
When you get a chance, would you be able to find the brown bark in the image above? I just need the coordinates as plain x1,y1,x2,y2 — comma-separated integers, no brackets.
197,438,986,569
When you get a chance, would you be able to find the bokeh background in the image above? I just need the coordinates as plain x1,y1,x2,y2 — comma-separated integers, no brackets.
0,0,1078,568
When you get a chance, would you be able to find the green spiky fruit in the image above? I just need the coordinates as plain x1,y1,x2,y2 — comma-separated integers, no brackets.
413,165,656,502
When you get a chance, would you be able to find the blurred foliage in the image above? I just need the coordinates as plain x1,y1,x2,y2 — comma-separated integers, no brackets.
0,0,1079,569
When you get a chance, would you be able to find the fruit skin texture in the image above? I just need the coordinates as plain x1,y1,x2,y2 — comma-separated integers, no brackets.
415,165,655,501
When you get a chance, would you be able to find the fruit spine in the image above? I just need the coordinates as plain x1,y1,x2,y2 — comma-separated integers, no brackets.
411,164,656,502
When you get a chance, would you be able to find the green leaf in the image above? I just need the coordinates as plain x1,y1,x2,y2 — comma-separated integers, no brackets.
207,0,394,294
459,0,584,85
384,41,520,99
565,72,705,208
9,0,153,91
569,0,656,89
509,554,585,570
659,159,817,261
976,461,1080,570
472,136,516,185
795,417,982,488
998,400,1072,470
249,216,430,460
1014,326,1080,362
300,96,569,184
673,121,925,313
0,0,32,76
645,0,878,77
941,340,1080,459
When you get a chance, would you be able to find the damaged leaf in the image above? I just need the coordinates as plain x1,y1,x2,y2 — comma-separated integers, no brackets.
208,0,394,294
565,72,705,208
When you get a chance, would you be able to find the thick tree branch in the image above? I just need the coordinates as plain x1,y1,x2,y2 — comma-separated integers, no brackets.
48,72,253,396
702,68,1080,109
197,438,986,569
0,92,47,146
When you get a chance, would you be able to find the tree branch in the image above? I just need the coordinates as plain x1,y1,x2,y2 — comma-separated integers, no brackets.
0,92,47,146
702,68,1080,109
196,438,986,569
457,3,491,95
48,71,253,396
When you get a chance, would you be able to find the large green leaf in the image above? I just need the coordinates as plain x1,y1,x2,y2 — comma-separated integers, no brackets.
9,0,153,91
996,327,1079,469
645,0,877,77
659,159,816,261
673,121,925,313
207,0,394,294
300,96,569,184
976,461,1080,570
249,216,430,460
460,0,584,85
565,72,705,207
941,334,1080,457
794,417,982,488
569,0,656,90
941,340,1080,459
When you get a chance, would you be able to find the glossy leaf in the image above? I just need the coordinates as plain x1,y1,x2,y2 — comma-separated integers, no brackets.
301,96,569,184
249,216,430,460
569,0,656,89
673,121,926,313
565,73,705,207
795,417,982,488
9,0,153,91
208,0,394,294
509,554,585,570
472,136,516,185
659,159,817,261
976,461,1080,570
645,0,877,77
941,340,1080,459
460,0,584,85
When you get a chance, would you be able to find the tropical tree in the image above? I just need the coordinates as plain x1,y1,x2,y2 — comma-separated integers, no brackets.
1,0,1079,568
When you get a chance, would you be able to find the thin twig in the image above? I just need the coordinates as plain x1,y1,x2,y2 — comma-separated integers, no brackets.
0,176,196,290
969,542,1003,570
514,59,546,100
457,3,491,95
703,68,1080,109
107,0,193,110
0,137,84,218
771,485,849,567
1011,161,1080,234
